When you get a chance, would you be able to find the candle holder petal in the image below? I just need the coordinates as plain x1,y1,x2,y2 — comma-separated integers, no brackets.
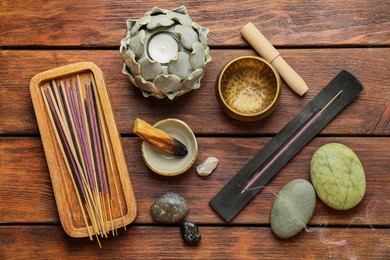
138,57,162,81
120,49,141,76
135,76,162,98
153,74,181,100
190,42,206,69
130,16,151,36
175,25,198,50
167,11,192,26
196,26,209,48
147,15,175,30
168,52,192,79
130,30,146,58
171,6,188,15
181,69,204,91
148,7,167,15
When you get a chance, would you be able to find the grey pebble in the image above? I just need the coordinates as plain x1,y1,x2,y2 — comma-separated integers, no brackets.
270,179,316,239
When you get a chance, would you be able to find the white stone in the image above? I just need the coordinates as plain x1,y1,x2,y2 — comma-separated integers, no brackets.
196,157,218,176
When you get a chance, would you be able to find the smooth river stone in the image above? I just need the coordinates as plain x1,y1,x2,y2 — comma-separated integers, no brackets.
270,179,316,239
310,143,366,210
196,156,218,176
150,192,188,223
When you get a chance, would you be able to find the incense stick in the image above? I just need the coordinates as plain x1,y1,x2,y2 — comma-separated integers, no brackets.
241,90,343,194
40,73,127,245
41,85,93,240
45,81,100,238
89,73,125,233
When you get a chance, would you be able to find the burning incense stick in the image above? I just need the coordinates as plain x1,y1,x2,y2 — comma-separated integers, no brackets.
241,90,343,194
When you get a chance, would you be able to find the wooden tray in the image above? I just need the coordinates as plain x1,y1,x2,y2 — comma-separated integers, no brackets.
30,62,137,238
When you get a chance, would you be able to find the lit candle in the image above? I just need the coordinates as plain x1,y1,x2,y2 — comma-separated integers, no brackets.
148,33,179,63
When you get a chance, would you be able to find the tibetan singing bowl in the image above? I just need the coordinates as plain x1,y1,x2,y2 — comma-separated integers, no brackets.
216,56,281,121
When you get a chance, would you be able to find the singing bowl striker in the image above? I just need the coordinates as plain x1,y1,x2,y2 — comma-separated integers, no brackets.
216,56,281,121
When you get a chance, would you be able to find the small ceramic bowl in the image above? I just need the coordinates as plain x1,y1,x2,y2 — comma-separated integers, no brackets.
141,118,198,176
216,56,281,121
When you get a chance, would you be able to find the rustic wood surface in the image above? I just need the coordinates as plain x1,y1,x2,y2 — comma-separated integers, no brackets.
1,0,389,259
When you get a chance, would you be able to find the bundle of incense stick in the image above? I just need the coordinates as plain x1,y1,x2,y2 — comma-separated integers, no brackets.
40,74,125,246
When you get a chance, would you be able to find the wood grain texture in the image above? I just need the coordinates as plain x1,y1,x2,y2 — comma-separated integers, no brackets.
0,48,389,135
0,226,389,259
0,0,389,47
1,136,389,226
1,1,389,258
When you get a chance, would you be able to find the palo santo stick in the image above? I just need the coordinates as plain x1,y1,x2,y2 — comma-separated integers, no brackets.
134,118,188,157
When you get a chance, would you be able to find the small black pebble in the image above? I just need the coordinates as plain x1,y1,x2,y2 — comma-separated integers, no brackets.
180,220,201,245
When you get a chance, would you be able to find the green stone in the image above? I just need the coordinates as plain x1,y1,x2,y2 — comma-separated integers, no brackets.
310,143,366,210
270,179,316,239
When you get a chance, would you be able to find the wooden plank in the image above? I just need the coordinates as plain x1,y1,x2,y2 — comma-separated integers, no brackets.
1,136,389,226
0,49,389,135
0,225,389,259
0,1,389,47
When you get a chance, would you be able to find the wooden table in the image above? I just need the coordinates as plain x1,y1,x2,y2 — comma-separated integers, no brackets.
1,1,389,258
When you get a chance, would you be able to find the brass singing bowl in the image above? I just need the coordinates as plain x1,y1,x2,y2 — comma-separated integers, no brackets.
216,56,281,122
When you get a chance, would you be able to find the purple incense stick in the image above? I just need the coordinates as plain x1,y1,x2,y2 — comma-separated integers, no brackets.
85,83,110,195
44,87,86,198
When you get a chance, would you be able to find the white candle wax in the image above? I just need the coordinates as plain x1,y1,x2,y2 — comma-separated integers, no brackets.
148,33,179,63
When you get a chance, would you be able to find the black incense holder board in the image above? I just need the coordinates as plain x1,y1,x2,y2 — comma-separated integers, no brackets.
209,70,364,222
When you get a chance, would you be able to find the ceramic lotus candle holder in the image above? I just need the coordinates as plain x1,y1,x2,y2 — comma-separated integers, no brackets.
120,6,212,100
